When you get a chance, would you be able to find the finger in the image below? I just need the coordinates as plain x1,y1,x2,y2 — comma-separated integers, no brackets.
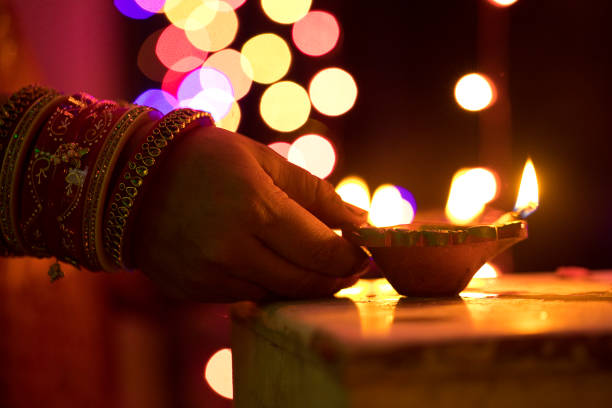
252,186,369,278
234,236,362,299
253,143,368,227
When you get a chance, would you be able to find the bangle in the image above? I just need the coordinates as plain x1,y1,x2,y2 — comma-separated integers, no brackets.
0,85,54,255
103,108,214,270
0,91,63,254
20,93,97,257
40,100,123,267
82,105,160,272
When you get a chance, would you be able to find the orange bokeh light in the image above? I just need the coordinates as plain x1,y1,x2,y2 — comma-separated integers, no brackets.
454,73,496,112
488,0,518,7
156,24,207,72
204,348,233,400
185,2,238,52
292,10,340,57
203,48,253,100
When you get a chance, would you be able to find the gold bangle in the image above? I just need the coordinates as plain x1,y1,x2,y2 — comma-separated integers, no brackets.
0,91,63,254
103,108,214,269
82,105,158,272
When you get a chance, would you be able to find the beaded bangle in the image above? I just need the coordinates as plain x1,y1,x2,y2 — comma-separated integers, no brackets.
103,108,214,269
81,106,160,272
0,91,63,254
41,101,123,267
20,93,97,257
0,85,53,255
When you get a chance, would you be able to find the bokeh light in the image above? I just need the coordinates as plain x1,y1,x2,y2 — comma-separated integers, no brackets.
164,0,216,29
309,67,357,116
216,100,241,131
241,33,291,84
369,184,415,227
472,262,499,279
185,2,238,52
292,10,340,57
445,167,498,225
488,0,518,7
395,185,417,214
137,29,167,82
204,348,233,400
261,0,312,24
335,176,370,211
514,158,539,215
454,73,496,112
288,134,336,179
114,0,155,19
268,142,291,159
260,81,310,132
134,0,166,13
156,24,208,72
203,48,252,99
179,67,234,121
161,68,193,97
134,88,178,114
225,0,246,9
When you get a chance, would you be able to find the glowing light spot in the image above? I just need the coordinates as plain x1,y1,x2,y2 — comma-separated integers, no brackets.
179,68,234,121
472,262,499,279
454,73,495,112
260,81,310,132
164,0,217,29
395,185,417,214
134,89,178,114
369,184,415,227
241,33,291,84
135,0,166,13
225,0,246,9
204,348,233,400
268,142,291,159
288,134,336,179
261,0,311,24
203,49,252,100
459,292,498,299
161,68,193,97
186,2,238,52
114,0,155,19
445,168,498,225
336,176,370,212
137,29,166,82
292,10,340,57
514,158,539,216
488,0,518,6
309,67,357,116
217,100,241,132
156,24,208,72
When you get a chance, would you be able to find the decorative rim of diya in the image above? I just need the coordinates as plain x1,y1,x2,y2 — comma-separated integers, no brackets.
343,220,528,248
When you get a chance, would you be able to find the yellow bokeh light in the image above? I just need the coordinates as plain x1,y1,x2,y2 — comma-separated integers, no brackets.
514,158,539,214
488,0,518,6
261,0,312,24
472,262,499,279
165,0,217,29
445,167,498,225
217,100,241,132
288,134,336,179
204,348,233,399
204,48,253,99
182,0,219,31
186,2,238,52
335,176,370,212
454,73,495,112
241,33,291,84
260,81,310,132
309,67,358,116
369,184,415,227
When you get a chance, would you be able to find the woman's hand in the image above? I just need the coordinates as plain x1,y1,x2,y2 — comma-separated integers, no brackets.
132,126,369,302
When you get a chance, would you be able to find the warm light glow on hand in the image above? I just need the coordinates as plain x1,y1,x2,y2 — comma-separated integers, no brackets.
445,168,498,224
454,73,496,112
514,158,539,216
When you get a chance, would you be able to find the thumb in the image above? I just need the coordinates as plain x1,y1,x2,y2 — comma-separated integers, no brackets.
257,144,368,227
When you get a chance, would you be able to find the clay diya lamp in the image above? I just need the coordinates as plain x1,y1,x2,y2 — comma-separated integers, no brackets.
343,219,527,297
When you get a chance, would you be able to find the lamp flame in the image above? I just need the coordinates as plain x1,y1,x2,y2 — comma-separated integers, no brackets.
369,184,414,227
446,168,498,225
514,158,539,218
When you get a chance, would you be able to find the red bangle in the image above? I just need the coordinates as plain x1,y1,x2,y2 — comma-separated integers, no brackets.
104,108,214,270
19,93,97,257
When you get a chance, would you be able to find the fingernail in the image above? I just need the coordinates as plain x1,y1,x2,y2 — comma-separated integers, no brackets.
343,202,368,219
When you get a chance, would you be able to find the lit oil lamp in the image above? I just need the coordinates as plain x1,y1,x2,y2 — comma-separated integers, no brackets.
343,159,539,297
